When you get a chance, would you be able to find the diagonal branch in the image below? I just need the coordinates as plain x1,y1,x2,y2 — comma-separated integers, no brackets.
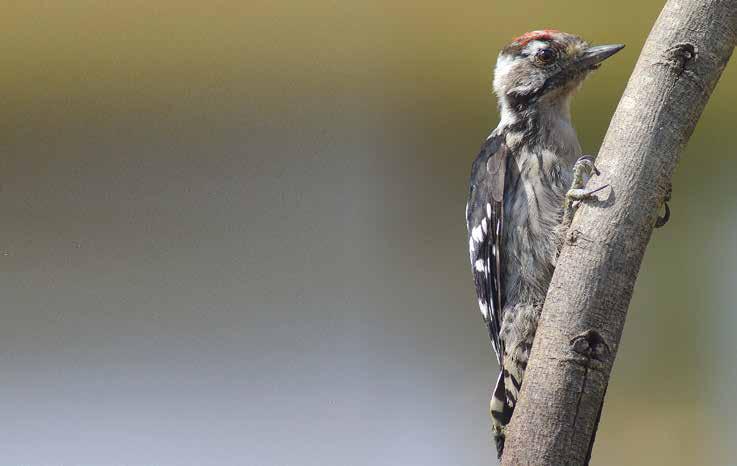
501,1,737,464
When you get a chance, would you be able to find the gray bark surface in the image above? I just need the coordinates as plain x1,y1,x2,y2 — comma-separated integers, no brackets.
501,1,737,464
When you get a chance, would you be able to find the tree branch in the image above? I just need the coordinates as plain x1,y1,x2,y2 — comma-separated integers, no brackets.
501,1,737,464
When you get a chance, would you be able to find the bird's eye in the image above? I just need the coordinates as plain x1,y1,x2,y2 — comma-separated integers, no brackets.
536,48,556,63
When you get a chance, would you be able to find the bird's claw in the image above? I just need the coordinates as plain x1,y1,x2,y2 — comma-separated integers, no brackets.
567,183,609,202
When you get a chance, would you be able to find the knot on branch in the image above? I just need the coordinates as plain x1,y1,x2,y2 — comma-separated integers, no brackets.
655,180,673,229
662,43,697,75
566,229,583,245
570,330,611,362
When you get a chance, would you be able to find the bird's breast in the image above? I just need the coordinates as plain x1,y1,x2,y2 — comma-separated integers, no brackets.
502,145,572,304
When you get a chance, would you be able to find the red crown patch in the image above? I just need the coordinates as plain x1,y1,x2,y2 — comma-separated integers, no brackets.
511,29,561,47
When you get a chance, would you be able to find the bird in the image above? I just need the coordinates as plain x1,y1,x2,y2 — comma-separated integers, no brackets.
465,30,623,458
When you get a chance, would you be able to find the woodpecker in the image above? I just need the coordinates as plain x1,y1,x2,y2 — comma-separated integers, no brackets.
465,30,623,457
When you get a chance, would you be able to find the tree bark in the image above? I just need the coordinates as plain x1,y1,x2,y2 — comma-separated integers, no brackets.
501,1,737,465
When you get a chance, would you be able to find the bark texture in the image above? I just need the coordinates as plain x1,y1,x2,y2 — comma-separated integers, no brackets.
501,1,737,465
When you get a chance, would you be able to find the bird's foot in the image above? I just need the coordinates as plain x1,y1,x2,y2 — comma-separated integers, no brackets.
562,156,607,229
655,181,672,228
555,156,606,260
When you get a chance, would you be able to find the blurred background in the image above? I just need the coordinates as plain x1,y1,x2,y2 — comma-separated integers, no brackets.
1,1,735,465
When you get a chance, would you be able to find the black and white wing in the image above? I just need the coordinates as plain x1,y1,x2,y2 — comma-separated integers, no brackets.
466,132,507,365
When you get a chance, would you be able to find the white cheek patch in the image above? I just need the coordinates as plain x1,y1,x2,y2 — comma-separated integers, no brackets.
492,53,515,97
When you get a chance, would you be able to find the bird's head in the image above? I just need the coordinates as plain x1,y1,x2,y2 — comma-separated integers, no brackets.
493,30,623,115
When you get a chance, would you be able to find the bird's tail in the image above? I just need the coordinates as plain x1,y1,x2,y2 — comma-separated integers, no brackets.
490,371,513,458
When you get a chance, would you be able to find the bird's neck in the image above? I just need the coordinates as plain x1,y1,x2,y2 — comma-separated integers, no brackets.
499,92,572,127
498,95,581,163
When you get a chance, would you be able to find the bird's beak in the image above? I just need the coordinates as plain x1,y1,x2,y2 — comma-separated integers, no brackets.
576,44,625,70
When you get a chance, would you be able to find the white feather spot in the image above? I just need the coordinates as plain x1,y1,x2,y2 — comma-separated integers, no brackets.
469,237,475,261
475,259,485,272
481,218,488,234
472,225,484,243
478,300,489,319
486,203,492,218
